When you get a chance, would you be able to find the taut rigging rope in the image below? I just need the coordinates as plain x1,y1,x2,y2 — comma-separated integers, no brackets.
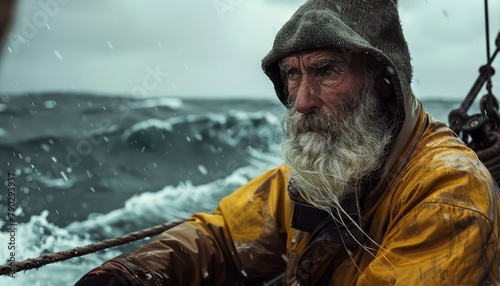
0,219,189,276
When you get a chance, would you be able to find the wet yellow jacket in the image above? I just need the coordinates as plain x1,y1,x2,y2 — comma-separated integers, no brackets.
78,105,500,285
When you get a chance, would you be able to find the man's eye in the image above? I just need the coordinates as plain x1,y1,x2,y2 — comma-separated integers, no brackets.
287,70,300,79
321,69,336,76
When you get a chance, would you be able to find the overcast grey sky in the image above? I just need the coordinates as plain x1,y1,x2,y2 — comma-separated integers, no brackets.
0,0,499,100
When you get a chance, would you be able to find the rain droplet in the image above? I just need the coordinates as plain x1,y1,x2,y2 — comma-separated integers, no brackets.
54,50,64,60
41,144,50,152
60,171,68,181
442,9,449,19
198,165,207,175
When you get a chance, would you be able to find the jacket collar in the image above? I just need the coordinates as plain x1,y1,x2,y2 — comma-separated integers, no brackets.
288,181,365,250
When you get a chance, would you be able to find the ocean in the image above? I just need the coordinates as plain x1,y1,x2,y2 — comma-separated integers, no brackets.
0,92,474,285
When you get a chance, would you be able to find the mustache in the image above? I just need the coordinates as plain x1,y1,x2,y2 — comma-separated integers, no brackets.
294,113,333,134
286,103,358,136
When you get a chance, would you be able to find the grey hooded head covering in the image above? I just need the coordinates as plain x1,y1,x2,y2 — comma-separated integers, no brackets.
262,0,423,202
262,0,413,134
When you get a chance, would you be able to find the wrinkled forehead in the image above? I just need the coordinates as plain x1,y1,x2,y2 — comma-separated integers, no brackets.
278,49,364,70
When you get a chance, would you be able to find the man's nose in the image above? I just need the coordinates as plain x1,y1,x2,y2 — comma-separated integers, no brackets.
294,76,321,114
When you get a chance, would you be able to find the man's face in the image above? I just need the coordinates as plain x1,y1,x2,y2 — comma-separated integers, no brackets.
279,49,366,117
279,49,393,210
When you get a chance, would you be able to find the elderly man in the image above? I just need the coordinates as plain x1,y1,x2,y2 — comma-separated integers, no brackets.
76,0,500,285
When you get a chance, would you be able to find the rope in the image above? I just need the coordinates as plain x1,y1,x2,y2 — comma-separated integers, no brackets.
485,0,493,95
0,219,189,276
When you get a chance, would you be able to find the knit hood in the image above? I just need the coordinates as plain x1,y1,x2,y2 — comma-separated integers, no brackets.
262,0,423,202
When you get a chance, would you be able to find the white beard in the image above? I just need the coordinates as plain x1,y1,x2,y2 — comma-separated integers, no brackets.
280,80,394,214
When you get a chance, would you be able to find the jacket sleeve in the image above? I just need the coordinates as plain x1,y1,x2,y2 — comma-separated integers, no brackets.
75,165,291,286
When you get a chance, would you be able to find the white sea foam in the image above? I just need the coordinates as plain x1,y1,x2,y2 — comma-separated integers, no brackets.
131,97,184,109
1,147,282,285
66,159,279,238
0,211,120,286
122,110,280,150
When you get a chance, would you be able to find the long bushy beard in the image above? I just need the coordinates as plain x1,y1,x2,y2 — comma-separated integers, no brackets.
280,81,394,214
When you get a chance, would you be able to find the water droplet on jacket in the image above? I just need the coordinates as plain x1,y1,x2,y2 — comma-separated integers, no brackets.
387,66,395,75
